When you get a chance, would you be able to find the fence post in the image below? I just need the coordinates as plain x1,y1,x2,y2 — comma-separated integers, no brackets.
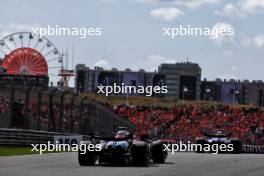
70,94,78,133
8,87,15,128
48,90,56,131
78,97,87,134
24,87,30,129
36,91,42,131
59,92,65,132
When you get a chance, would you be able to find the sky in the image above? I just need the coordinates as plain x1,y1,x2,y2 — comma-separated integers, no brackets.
0,0,264,86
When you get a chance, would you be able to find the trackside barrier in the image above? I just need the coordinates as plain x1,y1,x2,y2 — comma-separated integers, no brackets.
243,145,264,154
0,128,89,146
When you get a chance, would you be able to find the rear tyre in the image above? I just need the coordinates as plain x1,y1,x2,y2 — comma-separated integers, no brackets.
78,143,97,166
151,140,166,163
131,142,149,166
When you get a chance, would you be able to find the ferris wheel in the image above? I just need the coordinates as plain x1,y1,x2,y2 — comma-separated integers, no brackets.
0,32,62,77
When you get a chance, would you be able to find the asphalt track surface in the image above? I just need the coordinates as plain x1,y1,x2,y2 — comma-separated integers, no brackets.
0,152,264,176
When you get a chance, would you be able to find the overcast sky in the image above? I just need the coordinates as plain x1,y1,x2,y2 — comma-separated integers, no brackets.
1,0,264,86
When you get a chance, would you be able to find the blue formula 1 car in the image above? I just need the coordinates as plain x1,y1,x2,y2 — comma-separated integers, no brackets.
195,130,242,154
78,127,167,166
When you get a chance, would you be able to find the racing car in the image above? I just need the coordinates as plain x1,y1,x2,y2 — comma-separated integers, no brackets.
78,127,167,166
195,130,242,154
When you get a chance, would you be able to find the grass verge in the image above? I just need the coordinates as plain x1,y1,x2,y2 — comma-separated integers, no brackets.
0,146,60,157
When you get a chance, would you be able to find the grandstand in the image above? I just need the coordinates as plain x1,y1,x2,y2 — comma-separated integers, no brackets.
111,103,264,145
0,85,135,134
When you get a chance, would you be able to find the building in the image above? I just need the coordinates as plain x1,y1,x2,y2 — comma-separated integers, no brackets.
245,80,264,106
220,79,244,105
200,79,264,107
75,62,201,100
76,62,264,106
158,62,201,100
75,64,156,96
200,79,221,102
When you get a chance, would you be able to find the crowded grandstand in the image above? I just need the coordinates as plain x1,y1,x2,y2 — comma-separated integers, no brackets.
112,103,264,145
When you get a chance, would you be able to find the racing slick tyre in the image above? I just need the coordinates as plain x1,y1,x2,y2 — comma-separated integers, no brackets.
131,142,149,166
78,142,97,166
231,139,242,154
151,140,166,164
196,139,206,153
